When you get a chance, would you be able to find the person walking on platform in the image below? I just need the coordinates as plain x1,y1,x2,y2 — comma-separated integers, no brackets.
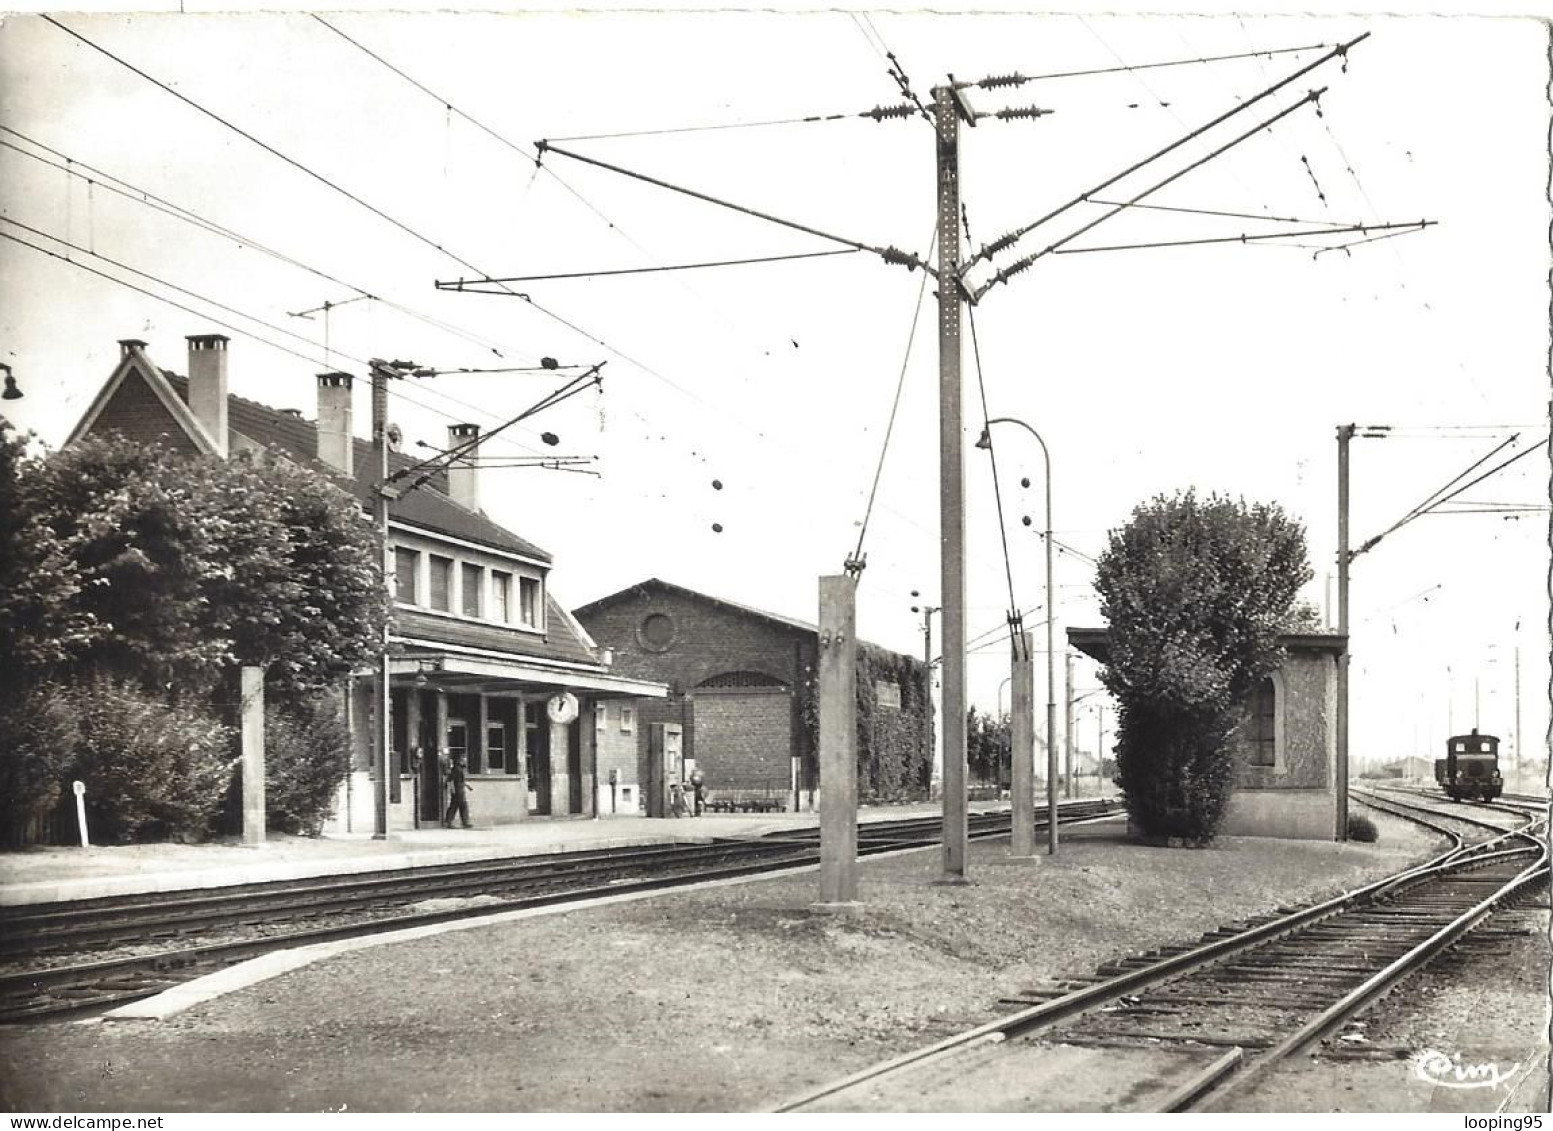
443,751,473,829
689,766,706,817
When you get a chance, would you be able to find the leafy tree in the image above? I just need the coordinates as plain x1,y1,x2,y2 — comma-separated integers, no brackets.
4,435,388,844
25,435,387,700
1095,490,1311,842
967,707,1011,787
0,422,95,677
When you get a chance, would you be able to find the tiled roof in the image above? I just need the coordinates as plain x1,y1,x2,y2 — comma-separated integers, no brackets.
393,591,598,667
164,373,551,563
573,577,817,636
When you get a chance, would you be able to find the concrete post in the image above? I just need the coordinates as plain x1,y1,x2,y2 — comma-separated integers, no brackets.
240,665,266,845
550,721,571,815
1010,631,1036,858
816,575,859,908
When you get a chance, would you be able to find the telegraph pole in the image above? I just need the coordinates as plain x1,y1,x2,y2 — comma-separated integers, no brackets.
1065,649,1075,799
933,82,976,882
1335,423,1352,842
371,361,393,840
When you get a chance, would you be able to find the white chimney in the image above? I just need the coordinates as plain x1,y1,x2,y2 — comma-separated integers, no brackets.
316,372,354,476
186,334,230,457
447,423,481,511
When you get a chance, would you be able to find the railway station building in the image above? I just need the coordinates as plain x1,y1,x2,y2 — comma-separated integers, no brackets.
574,578,933,812
66,335,666,829
1067,627,1346,840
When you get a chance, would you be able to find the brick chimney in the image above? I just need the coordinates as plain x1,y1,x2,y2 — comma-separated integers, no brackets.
185,335,230,457
315,372,354,476
446,423,481,511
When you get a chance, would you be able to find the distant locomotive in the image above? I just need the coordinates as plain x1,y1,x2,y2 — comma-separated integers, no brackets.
1434,729,1503,802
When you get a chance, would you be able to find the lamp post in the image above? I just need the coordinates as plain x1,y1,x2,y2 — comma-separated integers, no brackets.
976,417,1058,855
1336,422,1391,842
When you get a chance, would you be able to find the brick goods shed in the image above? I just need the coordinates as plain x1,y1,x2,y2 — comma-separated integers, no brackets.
1067,627,1346,840
574,579,932,812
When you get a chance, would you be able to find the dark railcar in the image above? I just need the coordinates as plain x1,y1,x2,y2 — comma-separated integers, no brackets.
1434,729,1502,802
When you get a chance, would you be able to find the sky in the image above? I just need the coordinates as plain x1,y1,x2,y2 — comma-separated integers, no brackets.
0,7,1547,773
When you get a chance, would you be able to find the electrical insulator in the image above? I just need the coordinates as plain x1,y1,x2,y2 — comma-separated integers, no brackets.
1021,477,1031,488
1022,516,1033,527
712,479,723,490
712,523,723,533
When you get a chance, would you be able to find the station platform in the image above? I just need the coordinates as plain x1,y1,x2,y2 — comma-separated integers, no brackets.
0,801,1017,907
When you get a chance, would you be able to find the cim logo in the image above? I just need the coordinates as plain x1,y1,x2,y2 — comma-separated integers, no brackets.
1412,1048,1520,1090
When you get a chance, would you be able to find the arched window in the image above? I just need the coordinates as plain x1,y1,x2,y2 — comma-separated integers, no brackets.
1250,677,1277,767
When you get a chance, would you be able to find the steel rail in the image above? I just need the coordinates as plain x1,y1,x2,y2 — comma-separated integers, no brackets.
1,803,1120,1024
1198,848,1548,1110
5,804,1099,951
773,791,1531,1112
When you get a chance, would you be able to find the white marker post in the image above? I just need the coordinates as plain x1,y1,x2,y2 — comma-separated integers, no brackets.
72,779,89,847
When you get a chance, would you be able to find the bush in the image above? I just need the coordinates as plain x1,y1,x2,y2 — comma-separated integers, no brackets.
260,694,352,836
0,682,77,847
68,678,234,843
1347,813,1379,843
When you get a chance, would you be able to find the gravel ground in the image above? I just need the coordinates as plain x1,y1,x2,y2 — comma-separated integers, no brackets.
0,814,1443,1113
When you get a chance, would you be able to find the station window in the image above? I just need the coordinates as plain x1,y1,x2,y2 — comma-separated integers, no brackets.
1249,678,1276,767
486,721,508,775
393,547,419,604
596,702,608,732
520,576,540,627
620,706,635,735
492,571,512,623
428,555,453,612
461,563,483,618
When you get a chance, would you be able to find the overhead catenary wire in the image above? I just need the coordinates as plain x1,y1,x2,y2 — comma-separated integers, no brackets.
0,130,521,362
962,33,1368,274
852,12,933,124
1354,435,1551,559
1052,220,1434,256
388,364,605,492
964,298,1022,648
535,141,931,275
40,16,708,414
975,86,1331,296
848,228,937,577
300,9,973,552
1086,198,1358,227
0,224,568,463
545,109,906,143
963,41,1330,88
436,248,860,288
1358,433,1520,551
310,13,830,375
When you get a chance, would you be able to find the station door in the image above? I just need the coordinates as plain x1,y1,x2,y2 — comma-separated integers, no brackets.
691,678,791,793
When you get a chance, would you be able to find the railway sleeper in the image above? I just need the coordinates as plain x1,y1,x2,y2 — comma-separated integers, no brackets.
1060,1029,1275,1050
1235,955,1410,970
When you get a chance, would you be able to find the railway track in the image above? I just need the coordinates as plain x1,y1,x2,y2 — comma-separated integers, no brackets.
775,791,1547,1113
0,800,1121,1024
